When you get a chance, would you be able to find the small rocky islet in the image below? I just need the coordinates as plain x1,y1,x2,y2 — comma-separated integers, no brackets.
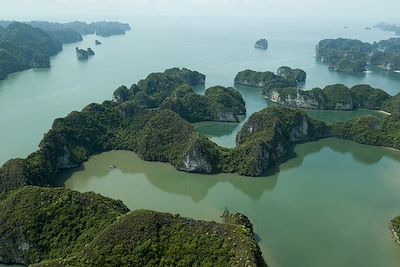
75,47,95,59
255,38,268,49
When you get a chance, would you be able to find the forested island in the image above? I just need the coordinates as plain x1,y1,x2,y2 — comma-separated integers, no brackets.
0,186,265,266
113,68,246,122
235,68,400,113
374,22,400,35
0,20,131,38
315,38,400,73
0,22,62,79
0,20,130,80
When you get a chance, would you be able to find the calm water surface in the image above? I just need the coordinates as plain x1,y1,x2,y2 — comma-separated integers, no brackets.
60,138,400,267
1,16,400,267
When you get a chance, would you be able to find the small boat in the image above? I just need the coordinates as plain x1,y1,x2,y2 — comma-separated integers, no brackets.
109,164,117,169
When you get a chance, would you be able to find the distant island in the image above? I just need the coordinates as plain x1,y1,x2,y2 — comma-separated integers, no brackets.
0,20,131,38
315,38,400,73
374,22,400,35
0,20,130,80
255,38,268,49
75,47,95,59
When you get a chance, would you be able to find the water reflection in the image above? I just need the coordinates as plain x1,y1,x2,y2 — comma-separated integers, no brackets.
58,138,400,204
59,150,279,202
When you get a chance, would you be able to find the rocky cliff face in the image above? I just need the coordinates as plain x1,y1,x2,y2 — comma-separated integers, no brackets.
75,47,88,59
230,107,328,176
178,135,220,174
31,54,51,68
87,47,95,56
265,88,326,109
180,146,214,173
56,145,80,169
265,83,391,111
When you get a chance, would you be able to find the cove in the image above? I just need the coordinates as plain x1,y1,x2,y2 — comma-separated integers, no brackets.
59,137,400,267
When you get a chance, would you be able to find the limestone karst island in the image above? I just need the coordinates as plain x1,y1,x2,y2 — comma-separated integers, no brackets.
1,1,400,267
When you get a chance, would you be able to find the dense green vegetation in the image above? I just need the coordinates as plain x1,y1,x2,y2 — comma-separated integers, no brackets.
220,107,329,176
234,69,297,89
0,20,131,37
0,20,131,79
50,29,83,44
113,68,206,107
0,187,266,266
0,100,224,192
114,68,246,122
323,84,354,109
0,186,129,265
276,66,306,82
331,114,400,149
0,101,330,194
0,22,62,79
161,85,246,122
235,68,393,111
381,93,400,115
350,84,391,109
33,210,266,267
316,38,400,73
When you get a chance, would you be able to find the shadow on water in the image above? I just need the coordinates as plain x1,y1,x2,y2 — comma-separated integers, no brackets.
57,138,400,204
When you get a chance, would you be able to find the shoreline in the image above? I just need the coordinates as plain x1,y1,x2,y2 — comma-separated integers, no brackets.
389,222,400,245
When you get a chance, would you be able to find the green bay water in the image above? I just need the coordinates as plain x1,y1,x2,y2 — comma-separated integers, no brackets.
60,138,400,267
0,17,399,163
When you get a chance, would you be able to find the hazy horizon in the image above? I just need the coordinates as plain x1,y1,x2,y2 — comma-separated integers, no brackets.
1,0,399,22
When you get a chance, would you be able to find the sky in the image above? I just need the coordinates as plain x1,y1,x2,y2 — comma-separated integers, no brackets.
0,0,399,21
